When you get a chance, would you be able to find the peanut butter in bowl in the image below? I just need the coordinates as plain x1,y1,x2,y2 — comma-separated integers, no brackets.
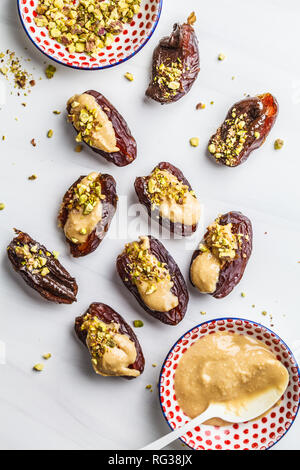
174,331,289,426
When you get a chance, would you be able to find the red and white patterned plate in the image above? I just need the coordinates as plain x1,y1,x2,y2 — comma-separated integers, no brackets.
159,318,300,450
17,0,163,70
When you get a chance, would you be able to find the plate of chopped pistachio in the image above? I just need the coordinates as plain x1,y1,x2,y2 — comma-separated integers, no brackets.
17,0,163,70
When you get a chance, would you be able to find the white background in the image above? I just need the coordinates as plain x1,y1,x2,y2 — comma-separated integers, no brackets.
0,0,300,450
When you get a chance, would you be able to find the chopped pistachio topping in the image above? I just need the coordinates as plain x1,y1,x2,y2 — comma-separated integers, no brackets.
67,174,104,216
204,219,238,262
68,104,103,146
190,137,199,147
33,363,44,372
147,168,192,209
154,58,183,99
14,243,52,276
45,64,56,79
274,138,284,150
124,72,134,81
133,320,144,328
0,203,5,210
208,107,250,166
125,237,171,294
81,314,117,361
34,0,141,57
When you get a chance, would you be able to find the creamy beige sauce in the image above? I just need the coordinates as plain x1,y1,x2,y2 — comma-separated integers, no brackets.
135,236,179,313
64,172,102,244
174,332,289,425
68,93,119,153
190,250,221,294
156,171,201,226
86,323,139,378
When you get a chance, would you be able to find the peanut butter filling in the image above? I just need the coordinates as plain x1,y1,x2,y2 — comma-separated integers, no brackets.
68,93,119,153
125,236,179,313
64,172,104,244
174,332,289,426
82,315,139,378
147,169,201,226
190,251,221,294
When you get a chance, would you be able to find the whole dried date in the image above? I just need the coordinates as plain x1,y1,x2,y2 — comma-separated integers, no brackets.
134,162,201,237
116,236,188,325
58,172,118,258
67,90,137,167
190,212,252,298
146,21,200,104
7,229,78,304
75,303,145,379
208,93,278,167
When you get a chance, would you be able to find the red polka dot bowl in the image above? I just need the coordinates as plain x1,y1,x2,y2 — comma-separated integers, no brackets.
159,318,300,450
17,0,163,70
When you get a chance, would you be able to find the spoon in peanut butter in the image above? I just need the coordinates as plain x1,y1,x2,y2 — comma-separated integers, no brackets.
141,379,289,450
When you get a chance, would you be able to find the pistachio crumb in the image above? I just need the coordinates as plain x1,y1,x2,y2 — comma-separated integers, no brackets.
124,72,134,81
47,129,53,138
30,138,36,147
2,136,5,141
45,64,56,79
210,101,214,105
262,310,267,316
145,384,152,390
43,353,52,360
241,292,246,298
28,174,37,180
53,110,61,115
75,144,83,153
33,363,44,372
190,137,199,147
196,102,205,110
218,53,226,61
152,363,157,368
200,311,206,315
0,203,5,211
252,304,255,308
133,320,144,328
274,138,284,150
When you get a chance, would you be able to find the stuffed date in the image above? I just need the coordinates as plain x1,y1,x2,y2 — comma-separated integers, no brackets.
58,172,118,258
116,236,188,325
7,229,78,304
67,90,137,166
75,303,145,379
134,162,201,236
190,212,252,298
145,19,200,104
208,93,278,167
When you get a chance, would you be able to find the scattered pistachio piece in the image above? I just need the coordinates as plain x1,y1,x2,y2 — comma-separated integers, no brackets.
47,129,53,138
75,144,83,153
210,101,214,105
30,138,37,147
241,292,246,298
152,363,157,368
262,310,267,316
0,203,5,211
124,72,134,81
274,138,284,150
28,174,37,180
45,64,56,79
145,384,152,390
33,363,44,372
196,102,205,110
2,136,5,141
190,137,199,147
53,110,61,115
133,320,144,328
218,53,226,61
200,311,206,315
43,353,52,360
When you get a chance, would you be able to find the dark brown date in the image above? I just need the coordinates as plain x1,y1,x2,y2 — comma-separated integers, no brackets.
146,22,200,104
190,212,253,298
208,93,278,167
7,229,78,304
67,90,137,167
116,236,188,325
134,162,199,237
58,173,118,258
75,303,145,379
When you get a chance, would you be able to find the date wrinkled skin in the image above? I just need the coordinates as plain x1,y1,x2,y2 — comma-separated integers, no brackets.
116,236,189,325
67,90,137,166
146,22,200,104
190,212,253,298
7,229,78,304
208,93,278,167
75,303,145,379
134,162,199,237
58,173,118,258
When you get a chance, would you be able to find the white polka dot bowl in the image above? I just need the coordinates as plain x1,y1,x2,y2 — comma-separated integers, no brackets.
159,318,300,450
17,0,163,70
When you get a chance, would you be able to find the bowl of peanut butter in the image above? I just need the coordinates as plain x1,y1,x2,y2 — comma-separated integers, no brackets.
159,318,300,450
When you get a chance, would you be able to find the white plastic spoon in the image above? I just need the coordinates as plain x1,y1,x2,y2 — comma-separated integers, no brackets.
141,379,289,450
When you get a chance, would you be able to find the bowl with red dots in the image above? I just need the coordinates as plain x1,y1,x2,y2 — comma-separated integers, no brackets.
159,318,300,450
17,0,163,70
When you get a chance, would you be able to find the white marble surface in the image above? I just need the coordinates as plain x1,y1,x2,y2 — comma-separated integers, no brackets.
0,0,300,451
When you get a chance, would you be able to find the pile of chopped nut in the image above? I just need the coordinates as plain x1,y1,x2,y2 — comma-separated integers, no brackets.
81,314,117,361
68,175,105,216
147,168,193,209
201,220,238,262
14,243,51,276
125,238,171,295
154,59,183,99
0,50,35,93
208,107,256,166
34,0,141,56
